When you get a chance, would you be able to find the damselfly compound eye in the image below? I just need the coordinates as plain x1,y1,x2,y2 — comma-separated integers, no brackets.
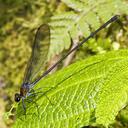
15,93,21,102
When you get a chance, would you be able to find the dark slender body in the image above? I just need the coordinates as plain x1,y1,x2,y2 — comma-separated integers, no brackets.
32,15,119,85
15,15,119,104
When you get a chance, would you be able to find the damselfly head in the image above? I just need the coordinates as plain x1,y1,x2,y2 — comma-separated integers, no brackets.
15,93,21,102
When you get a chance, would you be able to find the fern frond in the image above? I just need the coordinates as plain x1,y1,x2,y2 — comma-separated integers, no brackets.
48,0,128,59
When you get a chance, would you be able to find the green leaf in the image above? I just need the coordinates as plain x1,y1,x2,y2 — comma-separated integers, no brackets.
13,50,128,127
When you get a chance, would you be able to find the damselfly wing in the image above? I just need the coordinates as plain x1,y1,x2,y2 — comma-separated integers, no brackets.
15,24,50,102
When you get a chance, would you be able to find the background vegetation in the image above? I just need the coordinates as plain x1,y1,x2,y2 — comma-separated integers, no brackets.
0,0,128,128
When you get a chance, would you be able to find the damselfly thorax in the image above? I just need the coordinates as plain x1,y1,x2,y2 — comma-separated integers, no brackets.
15,83,31,102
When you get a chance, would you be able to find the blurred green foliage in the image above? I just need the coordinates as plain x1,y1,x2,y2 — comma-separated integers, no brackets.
0,0,54,96
0,0,128,128
0,0,58,127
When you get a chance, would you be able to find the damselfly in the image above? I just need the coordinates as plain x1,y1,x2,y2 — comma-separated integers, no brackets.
14,15,119,111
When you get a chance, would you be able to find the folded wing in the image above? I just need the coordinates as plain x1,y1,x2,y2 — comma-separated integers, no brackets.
23,24,50,85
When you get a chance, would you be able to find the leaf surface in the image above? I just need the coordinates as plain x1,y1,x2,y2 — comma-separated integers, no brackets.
13,50,128,128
